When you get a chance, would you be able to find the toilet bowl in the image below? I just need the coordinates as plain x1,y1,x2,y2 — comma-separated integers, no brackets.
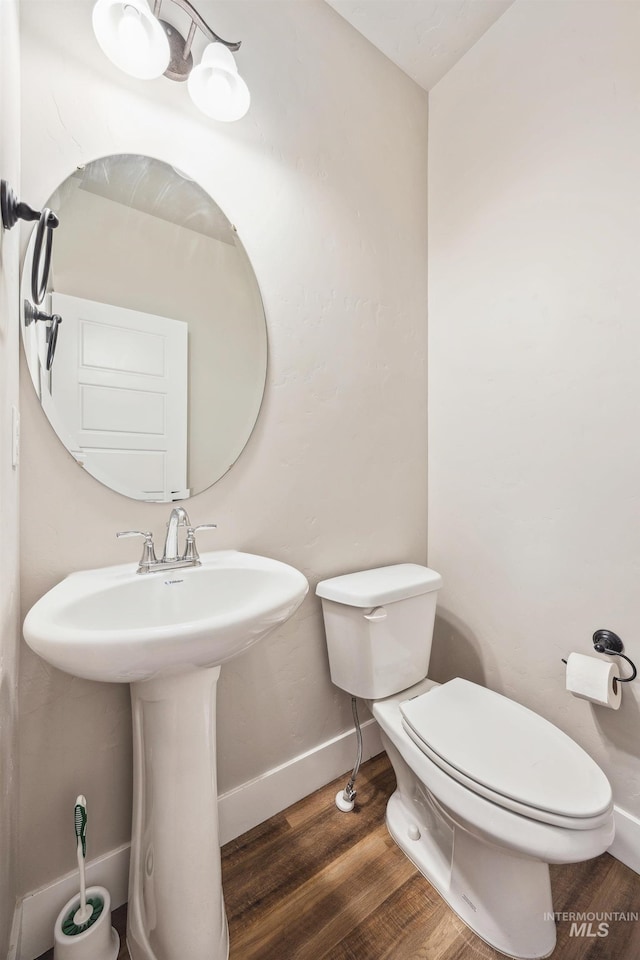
316,565,615,960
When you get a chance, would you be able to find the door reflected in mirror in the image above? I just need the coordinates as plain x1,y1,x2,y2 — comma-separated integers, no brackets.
21,154,267,501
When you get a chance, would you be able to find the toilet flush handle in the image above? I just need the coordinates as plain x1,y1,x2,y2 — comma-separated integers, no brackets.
363,607,387,622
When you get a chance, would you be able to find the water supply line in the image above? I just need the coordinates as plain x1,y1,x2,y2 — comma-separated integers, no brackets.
335,697,363,812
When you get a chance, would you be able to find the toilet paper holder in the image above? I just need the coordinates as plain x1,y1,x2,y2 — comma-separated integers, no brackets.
562,630,637,693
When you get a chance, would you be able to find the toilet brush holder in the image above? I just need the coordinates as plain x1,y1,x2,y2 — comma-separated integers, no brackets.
53,885,119,960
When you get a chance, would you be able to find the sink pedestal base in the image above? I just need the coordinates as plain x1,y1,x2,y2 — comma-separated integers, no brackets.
127,666,229,960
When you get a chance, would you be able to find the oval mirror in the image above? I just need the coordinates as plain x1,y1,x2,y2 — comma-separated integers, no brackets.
21,154,267,502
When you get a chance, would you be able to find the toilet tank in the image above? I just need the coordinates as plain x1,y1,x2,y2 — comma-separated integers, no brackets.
316,564,442,700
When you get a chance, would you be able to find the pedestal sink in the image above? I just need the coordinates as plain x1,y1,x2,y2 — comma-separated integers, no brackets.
24,550,309,960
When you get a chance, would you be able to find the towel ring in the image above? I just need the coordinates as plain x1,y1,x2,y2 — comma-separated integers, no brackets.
31,207,58,306
24,301,63,371
45,314,62,372
1,180,59,306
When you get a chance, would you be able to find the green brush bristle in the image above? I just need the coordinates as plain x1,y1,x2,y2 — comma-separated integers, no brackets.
61,895,104,936
74,802,87,857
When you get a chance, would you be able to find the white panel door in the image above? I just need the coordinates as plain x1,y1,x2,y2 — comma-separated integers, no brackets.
50,292,188,500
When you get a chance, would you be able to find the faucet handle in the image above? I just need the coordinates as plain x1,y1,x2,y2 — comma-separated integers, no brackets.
116,530,158,570
182,523,217,562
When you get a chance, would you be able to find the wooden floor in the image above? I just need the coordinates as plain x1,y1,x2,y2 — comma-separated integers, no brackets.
38,754,640,960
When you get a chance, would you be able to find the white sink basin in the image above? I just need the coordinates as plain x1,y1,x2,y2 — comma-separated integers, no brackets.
23,550,309,683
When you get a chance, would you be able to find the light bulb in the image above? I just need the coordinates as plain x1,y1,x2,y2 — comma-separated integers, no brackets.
206,71,235,104
200,43,238,73
187,44,250,122
118,6,147,61
92,0,170,80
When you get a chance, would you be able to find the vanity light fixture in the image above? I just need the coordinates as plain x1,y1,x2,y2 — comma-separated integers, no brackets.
92,0,250,121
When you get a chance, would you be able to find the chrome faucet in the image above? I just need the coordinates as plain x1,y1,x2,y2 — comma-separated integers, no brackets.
163,506,190,562
117,507,217,574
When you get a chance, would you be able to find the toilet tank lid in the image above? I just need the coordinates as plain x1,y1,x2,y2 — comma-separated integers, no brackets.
316,564,441,607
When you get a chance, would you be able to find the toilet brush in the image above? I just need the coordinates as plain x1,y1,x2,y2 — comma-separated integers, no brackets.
65,797,95,932
53,796,119,960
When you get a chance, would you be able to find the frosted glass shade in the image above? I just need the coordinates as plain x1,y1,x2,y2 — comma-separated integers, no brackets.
187,43,250,122
92,0,170,80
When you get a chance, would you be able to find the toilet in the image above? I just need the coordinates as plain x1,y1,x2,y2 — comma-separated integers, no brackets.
316,564,614,960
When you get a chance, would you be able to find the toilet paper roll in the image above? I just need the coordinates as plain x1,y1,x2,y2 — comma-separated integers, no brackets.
565,653,621,709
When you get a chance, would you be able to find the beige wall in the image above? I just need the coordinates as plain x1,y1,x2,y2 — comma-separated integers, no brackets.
18,0,428,894
0,0,21,950
429,0,640,821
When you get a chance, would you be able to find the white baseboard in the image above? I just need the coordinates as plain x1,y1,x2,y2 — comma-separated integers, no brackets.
608,805,640,876
7,900,22,960
218,716,383,845
18,720,383,960
18,843,130,960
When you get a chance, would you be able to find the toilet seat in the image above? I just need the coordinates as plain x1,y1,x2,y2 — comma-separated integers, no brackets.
400,678,613,830
374,678,615,865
